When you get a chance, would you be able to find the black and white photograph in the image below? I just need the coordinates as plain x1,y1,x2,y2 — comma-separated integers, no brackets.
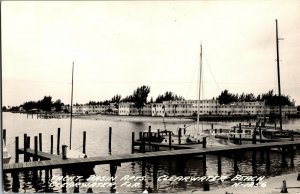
1,1,300,193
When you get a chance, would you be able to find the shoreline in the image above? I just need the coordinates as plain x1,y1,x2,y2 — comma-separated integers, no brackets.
74,114,195,123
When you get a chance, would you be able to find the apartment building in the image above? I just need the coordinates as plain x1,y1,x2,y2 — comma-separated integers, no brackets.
118,102,152,116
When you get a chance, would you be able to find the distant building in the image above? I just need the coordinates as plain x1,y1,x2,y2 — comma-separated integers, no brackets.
152,101,192,116
119,102,151,116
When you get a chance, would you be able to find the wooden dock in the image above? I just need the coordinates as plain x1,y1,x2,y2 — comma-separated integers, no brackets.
3,126,300,193
4,140,300,173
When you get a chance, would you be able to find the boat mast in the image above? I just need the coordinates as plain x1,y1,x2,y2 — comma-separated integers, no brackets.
275,19,282,130
70,62,74,149
197,44,203,133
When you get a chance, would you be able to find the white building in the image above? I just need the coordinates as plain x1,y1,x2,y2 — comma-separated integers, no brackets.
118,102,152,116
151,101,193,117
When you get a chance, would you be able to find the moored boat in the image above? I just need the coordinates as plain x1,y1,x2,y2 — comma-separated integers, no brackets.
3,139,11,164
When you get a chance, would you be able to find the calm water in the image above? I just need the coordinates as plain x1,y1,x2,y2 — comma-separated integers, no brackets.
3,112,300,193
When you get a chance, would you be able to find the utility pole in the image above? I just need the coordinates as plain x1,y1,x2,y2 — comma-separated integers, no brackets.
275,19,282,130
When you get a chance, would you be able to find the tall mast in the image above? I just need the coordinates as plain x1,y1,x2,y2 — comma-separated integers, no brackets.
70,62,74,149
275,19,282,130
197,44,202,132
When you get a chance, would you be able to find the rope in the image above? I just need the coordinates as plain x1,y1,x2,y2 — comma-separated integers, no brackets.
203,52,221,92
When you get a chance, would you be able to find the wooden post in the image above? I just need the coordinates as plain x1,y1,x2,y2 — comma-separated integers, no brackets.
50,135,53,154
15,136,19,163
217,154,221,175
169,132,172,150
57,128,61,155
23,133,27,162
27,136,30,149
109,127,112,154
252,128,257,144
139,132,143,152
202,137,206,148
62,145,68,159
148,126,151,151
178,128,181,145
34,136,38,161
3,129,6,144
233,126,236,143
157,129,160,142
239,134,242,145
83,131,86,154
39,133,42,152
142,141,146,153
259,127,262,142
131,132,135,154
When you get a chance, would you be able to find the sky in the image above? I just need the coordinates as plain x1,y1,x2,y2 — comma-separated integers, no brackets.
2,0,300,106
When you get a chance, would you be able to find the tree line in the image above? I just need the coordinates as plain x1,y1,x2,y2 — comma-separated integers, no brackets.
217,89,294,106
17,96,65,112
3,87,296,113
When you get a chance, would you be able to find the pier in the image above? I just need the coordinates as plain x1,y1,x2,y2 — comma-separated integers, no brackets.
3,127,300,192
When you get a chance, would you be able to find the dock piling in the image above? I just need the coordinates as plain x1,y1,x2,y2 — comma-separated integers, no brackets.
83,131,86,154
57,128,61,155
3,129,6,144
148,126,151,151
39,133,42,151
169,132,172,150
23,134,28,162
62,145,68,160
131,132,135,154
50,135,53,154
109,127,112,154
202,137,206,148
34,136,38,161
178,128,181,145
15,136,19,163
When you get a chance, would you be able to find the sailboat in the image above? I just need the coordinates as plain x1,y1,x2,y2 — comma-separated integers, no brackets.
3,139,11,164
65,62,95,175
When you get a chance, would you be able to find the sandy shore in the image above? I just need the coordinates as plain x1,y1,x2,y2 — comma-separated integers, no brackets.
182,172,300,194
74,114,195,123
